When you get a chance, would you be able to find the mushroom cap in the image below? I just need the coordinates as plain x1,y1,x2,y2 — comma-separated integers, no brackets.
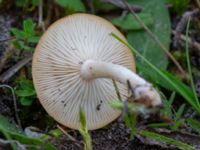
32,13,135,130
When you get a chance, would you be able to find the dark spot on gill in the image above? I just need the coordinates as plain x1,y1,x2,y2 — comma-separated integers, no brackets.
96,104,101,111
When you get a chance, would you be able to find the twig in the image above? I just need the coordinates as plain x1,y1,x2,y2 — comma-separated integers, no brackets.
86,0,94,13
0,85,22,129
193,0,200,10
57,125,82,148
0,37,15,44
172,30,200,56
38,0,45,32
0,56,32,82
123,0,189,80
101,0,142,12
174,9,199,47
112,79,122,101
0,44,14,73
112,79,128,121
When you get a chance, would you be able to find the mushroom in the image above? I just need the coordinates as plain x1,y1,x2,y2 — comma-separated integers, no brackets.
32,13,161,130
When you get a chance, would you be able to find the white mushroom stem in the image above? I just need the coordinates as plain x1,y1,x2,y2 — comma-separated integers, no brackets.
81,60,146,87
81,60,162,107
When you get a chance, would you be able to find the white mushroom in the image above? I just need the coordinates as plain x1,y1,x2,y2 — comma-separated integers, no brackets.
32,13,161,130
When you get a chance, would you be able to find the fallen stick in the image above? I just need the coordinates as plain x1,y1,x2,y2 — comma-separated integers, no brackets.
172,30,200,56
0,56,32,83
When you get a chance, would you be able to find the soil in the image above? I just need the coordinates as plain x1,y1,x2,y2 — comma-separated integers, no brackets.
54,122,177,150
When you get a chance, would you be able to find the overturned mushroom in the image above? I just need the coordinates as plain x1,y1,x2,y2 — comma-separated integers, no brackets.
32,13,161,130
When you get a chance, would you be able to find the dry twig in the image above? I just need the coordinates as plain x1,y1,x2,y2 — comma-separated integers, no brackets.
172,30,200,56
0,37,15,44
174,9,199,46
101,0,142,12
38,0,45,31
193,0,200,10
0,56,32,83
0,85,22,129
57,125,82,148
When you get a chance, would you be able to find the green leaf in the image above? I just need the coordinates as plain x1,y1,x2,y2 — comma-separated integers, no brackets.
168,0,189,15
12,40,23,50
0,115,23,134
171,119,184,131
55,0,86,12
23,19,36,36
11,28,25,39
0,115,56,149
18,78,35,90
112,13,153,30
16,0,26,7
127,0,171,69
0,124,18,150
187,118,200,134
175,104,185,121
32,0,40,6
165,92,176,118
20,97,35,106
16,78,36,106
93,0,116,12
140,130,195,150
16,89,36,97
28,35,40,43
0,128,57,150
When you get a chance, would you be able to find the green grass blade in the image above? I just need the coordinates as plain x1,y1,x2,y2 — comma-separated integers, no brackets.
187,118,200,134
140,130,195,150
185,16,200,108
166,92,176,118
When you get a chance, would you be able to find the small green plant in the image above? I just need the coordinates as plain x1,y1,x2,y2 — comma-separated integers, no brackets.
79,108,92,150
55,0,86,13
11,19,40,53
110,101,139,139
16,78,36,106
168,0,190,15
149,92,185,130
16,0,39,11
170,104,185,130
